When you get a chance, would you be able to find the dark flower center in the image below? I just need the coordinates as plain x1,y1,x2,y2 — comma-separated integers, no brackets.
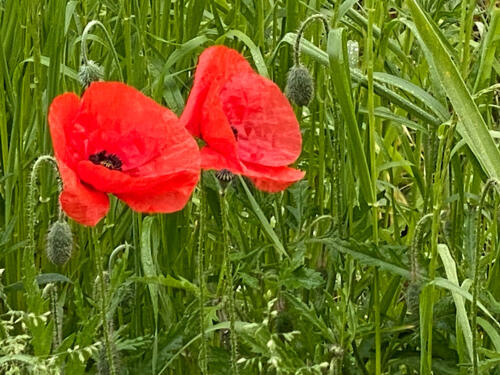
231,126,238,140
89,150,123,171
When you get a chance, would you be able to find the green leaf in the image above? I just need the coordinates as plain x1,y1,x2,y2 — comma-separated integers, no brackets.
437,244,473,362
311,237,411,278
239,176,288,258
327,28,375,204
140,216,159,327
5,273,72,292
223,30,269,78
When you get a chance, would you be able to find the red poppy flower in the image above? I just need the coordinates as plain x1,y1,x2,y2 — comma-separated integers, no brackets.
180,46,304,192
48,81,200,226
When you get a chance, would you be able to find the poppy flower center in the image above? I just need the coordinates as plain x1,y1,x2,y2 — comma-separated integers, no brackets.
89,150,123,171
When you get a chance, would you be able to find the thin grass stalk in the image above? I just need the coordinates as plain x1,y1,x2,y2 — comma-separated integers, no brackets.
198,176,208,374
421,121,456,374
91,229,117,375
219,189,239,375
459,0,476,78
366,1,381,371
472,178,500,375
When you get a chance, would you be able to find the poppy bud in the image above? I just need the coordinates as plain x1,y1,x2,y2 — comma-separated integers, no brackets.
78,60,103,89
215,169,235,191
285,65,313,107
46,220,73,266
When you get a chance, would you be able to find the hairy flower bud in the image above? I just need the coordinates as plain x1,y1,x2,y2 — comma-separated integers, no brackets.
285,65,313,106
46,221,73,266
78,60,103,89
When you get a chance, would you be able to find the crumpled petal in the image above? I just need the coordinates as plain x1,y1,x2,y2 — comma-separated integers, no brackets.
200,147,244,174
220,72,302,167
242,161,305,193
49,92,109,226
48,92,81,168
180,45,253,136
116,179,198,213
76,121,200,194
58,160,110,226
199,84,239,165
71,82,179,170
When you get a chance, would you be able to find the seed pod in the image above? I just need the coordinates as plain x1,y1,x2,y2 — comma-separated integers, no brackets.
46,220,73,266
285,65,314,107
78,60,103,89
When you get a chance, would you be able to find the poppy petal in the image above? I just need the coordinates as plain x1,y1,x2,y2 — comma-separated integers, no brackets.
220,72,302,167
48,92,81,168
199,84,239,164
180,45,253,136
115,184,197,213
76,122,200,195
58,161,110,226
243,162,305,193
49,92,109,225
72,82,179,170
200,147,244,174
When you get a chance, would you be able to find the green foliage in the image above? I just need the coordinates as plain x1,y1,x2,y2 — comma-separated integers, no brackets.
1,0,499,374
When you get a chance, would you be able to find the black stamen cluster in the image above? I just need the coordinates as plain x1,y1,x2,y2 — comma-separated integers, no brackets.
89,150,123,170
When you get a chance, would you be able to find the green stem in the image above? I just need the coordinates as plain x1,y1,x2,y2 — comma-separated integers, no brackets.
421,121,456,374
366,1,380,371
26,156,61,299
219,189,239,375
294,14,329,66
198,176,208,374
81,20,124,82
92,230,117,375
472,178,500,375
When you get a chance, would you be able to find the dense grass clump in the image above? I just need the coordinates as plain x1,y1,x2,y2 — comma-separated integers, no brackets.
1,1,499,374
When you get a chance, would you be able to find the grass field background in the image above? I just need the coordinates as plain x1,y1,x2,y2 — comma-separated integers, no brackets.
1,0,500,374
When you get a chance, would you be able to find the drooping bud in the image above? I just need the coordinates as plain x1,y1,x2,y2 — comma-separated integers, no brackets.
78,60,103,89
46,220,73,266
287,14,329,107
285,65,314,107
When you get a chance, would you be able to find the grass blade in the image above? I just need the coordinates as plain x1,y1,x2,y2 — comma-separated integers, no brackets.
406,0,500,180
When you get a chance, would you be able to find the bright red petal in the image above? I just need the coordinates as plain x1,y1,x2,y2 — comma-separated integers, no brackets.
199,84,239,164
72,82,179,170
48,92,109,225
220,72,302,167
242,161,305,193
115,180,198,213
200,147,244,174
76,115,200,200
58,161,110,226
48,92,81,168
180,45,253,136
